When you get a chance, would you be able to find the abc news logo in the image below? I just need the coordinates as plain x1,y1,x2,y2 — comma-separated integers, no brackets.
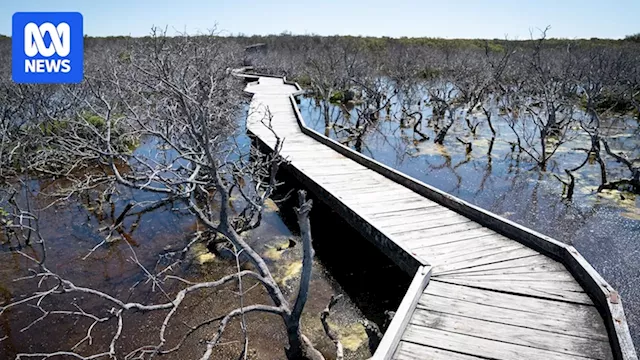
12,12,83,84
24,22,72,73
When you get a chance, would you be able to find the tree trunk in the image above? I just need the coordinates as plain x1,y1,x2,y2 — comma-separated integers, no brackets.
285,322,325,360
323,103,330,128
539,128,547,171
547,104,562,136
483,107,496,138
284,191,326,360
590,132,607,187
487,137,495,159
565,170,576,201
631,99,640,121
596,153,607,187
434,115,455,145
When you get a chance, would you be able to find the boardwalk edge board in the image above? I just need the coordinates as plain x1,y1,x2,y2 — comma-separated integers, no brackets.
373,266,432,360
237,71,637,360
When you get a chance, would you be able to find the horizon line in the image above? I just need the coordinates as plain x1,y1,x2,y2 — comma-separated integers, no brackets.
0,32,635,41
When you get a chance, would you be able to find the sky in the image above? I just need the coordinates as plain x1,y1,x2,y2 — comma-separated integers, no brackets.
1,0,638,39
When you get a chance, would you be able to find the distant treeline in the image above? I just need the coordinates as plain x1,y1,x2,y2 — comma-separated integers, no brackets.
1,31,639,47
232,33,640,49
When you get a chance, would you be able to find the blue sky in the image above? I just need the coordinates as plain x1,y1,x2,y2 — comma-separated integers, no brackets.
1,0,638,39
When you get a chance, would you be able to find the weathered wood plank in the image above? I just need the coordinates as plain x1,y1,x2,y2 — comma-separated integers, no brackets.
325,182,392,194
337,185,416,197
401,227,497,248
433,277,593,304
367,204,443,220
390,218,474,236
393,341,484,360
303,172,377,185
435,276,582,288
394,222,485,242
425,280,600,320
402,324,598,360
375,210,463,228
339,189,419,203
295,160,368,172
302,169,374,179
435,254,561,276
284,148,353,158
422,242,526,266
431,247,542,274
410,309,612,359
280,146,337,154
438,269,576,282
284,152,346,162
349,197,432,209
359,199,437,216
293,157,366,167
414,234,517,258
418,291,608,340
383,212,470,233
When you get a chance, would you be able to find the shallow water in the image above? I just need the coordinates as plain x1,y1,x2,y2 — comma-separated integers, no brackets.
299,95,640,350
0,110,405,359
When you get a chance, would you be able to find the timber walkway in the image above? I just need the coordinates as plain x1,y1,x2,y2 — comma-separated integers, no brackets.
240,74,637,360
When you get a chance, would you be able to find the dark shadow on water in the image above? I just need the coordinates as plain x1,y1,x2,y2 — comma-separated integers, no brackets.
271,168,411,328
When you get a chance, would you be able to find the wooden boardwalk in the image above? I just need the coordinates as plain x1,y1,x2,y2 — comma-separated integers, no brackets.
241,75,637,360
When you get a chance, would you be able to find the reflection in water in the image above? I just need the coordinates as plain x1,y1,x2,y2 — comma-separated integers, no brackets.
299,94,640,349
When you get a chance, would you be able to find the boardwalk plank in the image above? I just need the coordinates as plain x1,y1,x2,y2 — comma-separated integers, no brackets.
414,234,516,258
439,269,575,281
325,182,391,193
367,205,443,220
346,192,426,205
402,325,598,360
359,199,439,216
382,212,468,232
304,173,377,185
434,277,592,304
425,281,600,320
390,218,474,236
339,188,418,201
394,341,484,360
306,169,374,179
410,310,612,359
394,222,485,243
418,292,608,340
435,254,563,276
433,247,551,275
296,162,369,172
401,227,497,248
375,210,463,228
